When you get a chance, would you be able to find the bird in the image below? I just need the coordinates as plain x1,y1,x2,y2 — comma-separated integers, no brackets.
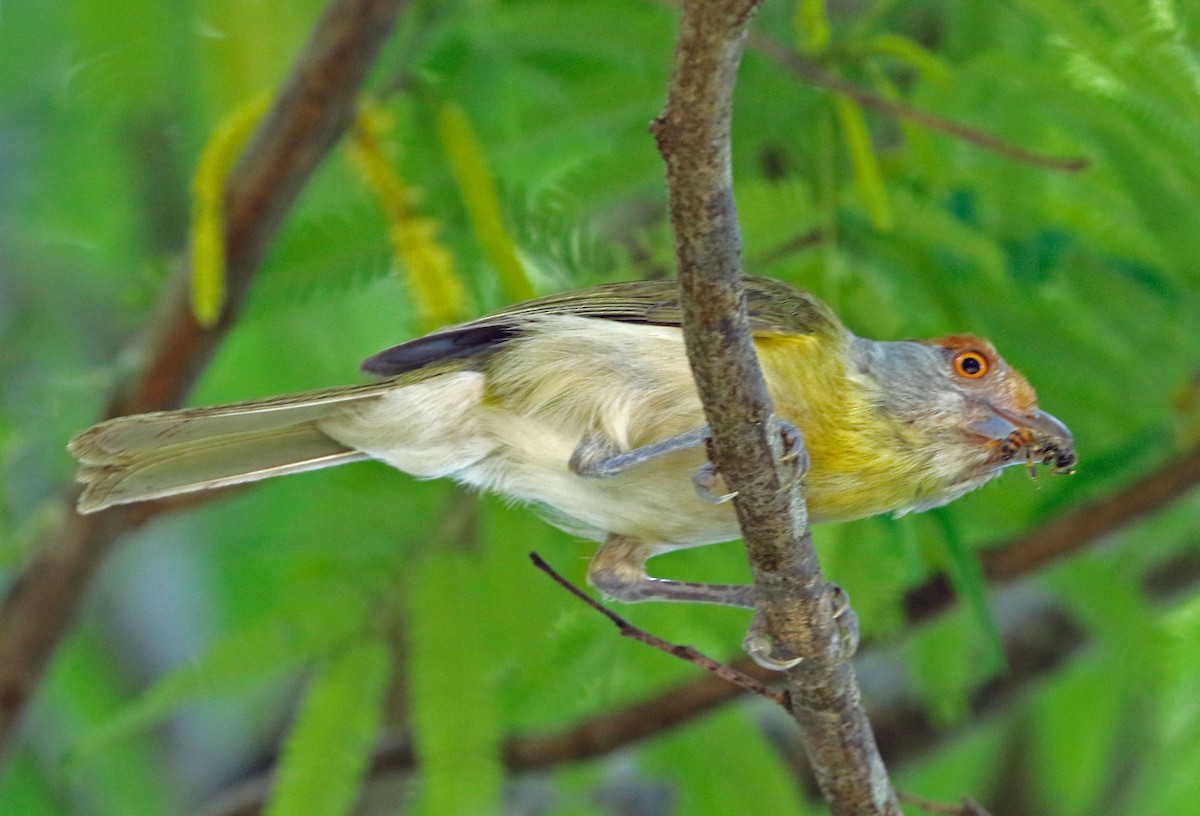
70,276,1075,614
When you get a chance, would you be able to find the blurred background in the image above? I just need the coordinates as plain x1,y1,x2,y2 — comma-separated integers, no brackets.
3,0,1200,814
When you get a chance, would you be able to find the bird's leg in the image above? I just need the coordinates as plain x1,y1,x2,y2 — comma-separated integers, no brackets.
568,426,741,503
587,533,756,608
569,426,712,478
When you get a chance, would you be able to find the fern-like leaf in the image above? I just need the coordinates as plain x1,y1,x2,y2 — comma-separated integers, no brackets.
266,637,393,816
74,588,372,759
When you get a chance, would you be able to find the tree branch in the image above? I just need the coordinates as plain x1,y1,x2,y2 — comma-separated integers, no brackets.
0,0,408,756
747,33,1090,173
651,0,899,813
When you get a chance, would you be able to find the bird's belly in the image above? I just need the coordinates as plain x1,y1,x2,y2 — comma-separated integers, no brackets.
455,441,742,547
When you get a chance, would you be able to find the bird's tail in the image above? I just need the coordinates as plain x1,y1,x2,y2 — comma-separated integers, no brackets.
69,381,397,514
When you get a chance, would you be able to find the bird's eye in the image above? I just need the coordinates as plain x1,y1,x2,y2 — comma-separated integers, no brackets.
953,350,989,379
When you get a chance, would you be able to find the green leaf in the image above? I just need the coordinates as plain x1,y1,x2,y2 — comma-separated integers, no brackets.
894,718,1010,812
1128,592,1200,816
794,0,832,54
930,510,1005,675
646,708,818,816
409,547,504,816
53,627,177,814
866,33,953,86
76,587,372,758
1029,658,1128,816
833,95,894,231
266,637,393,816
438,102,534,302
905,607,977,727
0,750,66,816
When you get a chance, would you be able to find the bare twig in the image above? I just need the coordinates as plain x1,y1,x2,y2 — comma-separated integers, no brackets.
652,0,900,813
751,226,829,268
529,553,786,705
898,791,994,816
747,33,1090,173
0,0,408,756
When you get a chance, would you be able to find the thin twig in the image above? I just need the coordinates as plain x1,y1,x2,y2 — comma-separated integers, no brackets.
529,553,787,706
746,32,1090,173
898,790,994,816
751,226,829,268
0,0,409,757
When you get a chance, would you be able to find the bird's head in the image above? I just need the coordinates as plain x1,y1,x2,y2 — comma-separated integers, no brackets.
849,333,1075,508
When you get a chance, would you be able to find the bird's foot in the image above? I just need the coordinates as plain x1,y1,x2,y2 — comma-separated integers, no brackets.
741,584,858,670
692,461,738,504
775,419,811,493
743,613,803,671
827,582,860,660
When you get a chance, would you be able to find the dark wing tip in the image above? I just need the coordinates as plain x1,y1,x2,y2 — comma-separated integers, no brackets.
360,325,518,376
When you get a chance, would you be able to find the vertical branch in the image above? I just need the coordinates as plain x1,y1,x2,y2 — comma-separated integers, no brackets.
651,0,900,813
0,0,408,756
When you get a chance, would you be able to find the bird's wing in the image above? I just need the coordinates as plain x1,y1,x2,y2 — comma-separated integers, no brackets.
361,276,844,376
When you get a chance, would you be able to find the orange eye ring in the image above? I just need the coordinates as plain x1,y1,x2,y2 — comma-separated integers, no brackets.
953,350,989,379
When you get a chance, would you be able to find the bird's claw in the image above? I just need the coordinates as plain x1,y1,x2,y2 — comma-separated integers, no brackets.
827,583,860,660
743,619,804,671
742,585,858,670
693,462,738,504
691,421,807,503
776,420,811,493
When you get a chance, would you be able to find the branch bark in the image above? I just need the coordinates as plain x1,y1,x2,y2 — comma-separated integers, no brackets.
651,0,899,813
0,0,407,756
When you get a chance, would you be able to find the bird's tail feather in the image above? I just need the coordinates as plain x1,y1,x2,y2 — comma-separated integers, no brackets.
69,382,394,514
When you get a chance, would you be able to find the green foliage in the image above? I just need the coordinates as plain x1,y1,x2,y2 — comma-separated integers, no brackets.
4,0,1200,813
905,606,980,727
0,750,65,816
408,544,504,816
1128,591,1200,816
266,637,394,816
1028,658,1131,816
75,583,374,758
928,509,1006,673
47,627,178,815
645,708,818,816
894,719,1009,814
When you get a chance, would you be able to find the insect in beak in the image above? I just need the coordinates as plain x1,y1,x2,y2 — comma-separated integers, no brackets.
972,404,1077,476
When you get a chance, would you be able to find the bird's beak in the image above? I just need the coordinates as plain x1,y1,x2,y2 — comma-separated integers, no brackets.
971,403,1076,474
993,405,1073,446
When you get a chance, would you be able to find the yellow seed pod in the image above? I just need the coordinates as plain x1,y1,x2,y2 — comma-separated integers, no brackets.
350,101,471,330
437,103,533,303
190,91,272,328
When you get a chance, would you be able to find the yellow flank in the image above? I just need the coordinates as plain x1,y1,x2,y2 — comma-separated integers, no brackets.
755,334,933,522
